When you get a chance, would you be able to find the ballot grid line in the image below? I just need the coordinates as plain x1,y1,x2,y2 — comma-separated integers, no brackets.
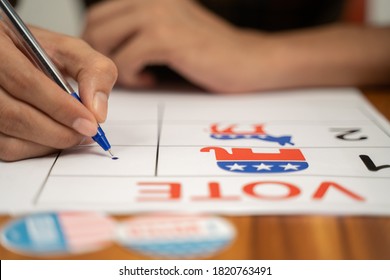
98,145,390,148
38,147,390,179
359,107,390,138
154,102,165,177
34,102,390,206
43,174,390,179
33,152,62,205
34,103,165,204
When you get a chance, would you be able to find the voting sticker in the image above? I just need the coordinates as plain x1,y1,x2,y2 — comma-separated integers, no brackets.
116,214,236,259
0,212,115,256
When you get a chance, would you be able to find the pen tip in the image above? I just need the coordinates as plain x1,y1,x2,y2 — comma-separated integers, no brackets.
108,149,119,160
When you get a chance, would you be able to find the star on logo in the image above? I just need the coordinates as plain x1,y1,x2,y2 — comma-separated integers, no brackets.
280,163,300,170
253,163,273,171
226,163,246,171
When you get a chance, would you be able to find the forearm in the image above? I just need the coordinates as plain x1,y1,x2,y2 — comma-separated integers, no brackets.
257,24,390,90
82,0,389,93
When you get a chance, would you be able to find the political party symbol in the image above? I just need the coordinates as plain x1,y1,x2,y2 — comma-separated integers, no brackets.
201,147,309,173
210,124,294,146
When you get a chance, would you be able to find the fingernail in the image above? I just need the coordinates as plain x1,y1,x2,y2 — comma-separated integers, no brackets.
93,91,108,122
72,118,97,137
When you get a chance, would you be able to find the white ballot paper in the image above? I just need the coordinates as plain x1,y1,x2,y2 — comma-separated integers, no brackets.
1,88,389,215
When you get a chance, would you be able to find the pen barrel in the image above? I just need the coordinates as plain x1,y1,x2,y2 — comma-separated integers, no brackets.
71,92,82,102
92,126,111,151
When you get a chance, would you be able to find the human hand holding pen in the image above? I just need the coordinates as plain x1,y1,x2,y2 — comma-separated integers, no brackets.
0,25,118,161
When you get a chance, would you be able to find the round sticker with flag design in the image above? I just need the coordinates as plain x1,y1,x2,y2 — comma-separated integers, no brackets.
0,212,115,256
116,214,236,259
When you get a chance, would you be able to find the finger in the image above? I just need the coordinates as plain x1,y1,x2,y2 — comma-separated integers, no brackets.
83,9,144,55
86,0,140,25
0,35,98,137
0,132,58,162
111,35,162,88
32,28,118,123
55,38,118,123
0,87,85,149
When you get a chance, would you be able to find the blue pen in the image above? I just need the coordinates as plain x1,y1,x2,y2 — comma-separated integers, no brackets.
0,0,114,158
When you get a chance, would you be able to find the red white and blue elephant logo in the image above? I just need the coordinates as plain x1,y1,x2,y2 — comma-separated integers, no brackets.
209,124,293,146
201,147,308,173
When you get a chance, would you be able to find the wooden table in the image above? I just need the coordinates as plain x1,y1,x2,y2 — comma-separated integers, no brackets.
1,87,389,260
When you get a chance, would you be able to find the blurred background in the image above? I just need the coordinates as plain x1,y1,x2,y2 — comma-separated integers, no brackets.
16,0,83,36
15,0,390,37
